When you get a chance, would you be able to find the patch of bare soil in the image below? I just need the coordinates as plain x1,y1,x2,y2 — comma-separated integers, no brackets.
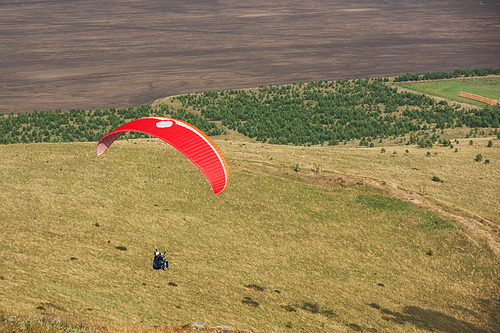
1,0,500,114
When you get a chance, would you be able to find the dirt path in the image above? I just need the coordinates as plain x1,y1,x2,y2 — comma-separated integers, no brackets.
364,178,500,257
282,168,500,257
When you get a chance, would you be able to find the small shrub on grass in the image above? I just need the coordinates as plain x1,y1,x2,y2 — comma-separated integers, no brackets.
485,159,490,164
426,151,431,157
454,148,458,153
381,148,386,153
285,321,293,328
241,297,259,307
245,284,264,291
475,154,483,162
282,305,296,312
347,323,363,332
419,139,433,148
322,309,335,317
296,301,336,318
116,246,127,251
432,176,443,183
300,302,319,314
487,140,493,147
426,250,434,256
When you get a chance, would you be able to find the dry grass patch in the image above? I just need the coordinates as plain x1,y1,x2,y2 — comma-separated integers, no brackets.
1,140,499,332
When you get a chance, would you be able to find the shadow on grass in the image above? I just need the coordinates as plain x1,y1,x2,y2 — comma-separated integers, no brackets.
368,303,489,333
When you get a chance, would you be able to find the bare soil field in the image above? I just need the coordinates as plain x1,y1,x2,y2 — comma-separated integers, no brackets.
1,0,499,114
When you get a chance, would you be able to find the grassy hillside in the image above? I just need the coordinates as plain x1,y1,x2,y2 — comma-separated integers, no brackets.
1,136,499,332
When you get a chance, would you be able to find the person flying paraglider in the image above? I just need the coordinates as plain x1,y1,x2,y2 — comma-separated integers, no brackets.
153,249,168,271
97,118,229,274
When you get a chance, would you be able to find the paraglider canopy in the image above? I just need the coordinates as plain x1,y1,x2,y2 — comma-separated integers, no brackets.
97,117,229,195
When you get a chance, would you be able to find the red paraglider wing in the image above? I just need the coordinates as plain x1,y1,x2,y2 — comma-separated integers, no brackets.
97,117,229,195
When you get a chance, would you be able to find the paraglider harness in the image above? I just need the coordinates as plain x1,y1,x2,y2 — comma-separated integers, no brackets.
153,249,168,271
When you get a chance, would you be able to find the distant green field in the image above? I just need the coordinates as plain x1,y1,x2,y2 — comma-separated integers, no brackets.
400,78,500,107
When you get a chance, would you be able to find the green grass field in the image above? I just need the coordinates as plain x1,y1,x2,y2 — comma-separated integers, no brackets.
400,78,500,107
1,131,499,332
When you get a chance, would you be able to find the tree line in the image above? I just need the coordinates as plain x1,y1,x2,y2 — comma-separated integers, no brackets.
393,67,500,82
0,104,220,145
1,74,499,147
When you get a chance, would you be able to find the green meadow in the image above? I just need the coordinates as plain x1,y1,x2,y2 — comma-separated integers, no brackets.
400,78,500,107
1,131,499,332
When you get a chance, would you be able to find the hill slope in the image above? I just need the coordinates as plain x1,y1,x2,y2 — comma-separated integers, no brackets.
1,138,499,332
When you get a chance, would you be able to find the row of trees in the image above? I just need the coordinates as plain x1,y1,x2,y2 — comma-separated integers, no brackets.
393,67,500,82
0,104,221,145
1,74,499,147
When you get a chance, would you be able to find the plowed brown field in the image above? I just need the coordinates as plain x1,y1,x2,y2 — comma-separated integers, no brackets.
1,0,499,114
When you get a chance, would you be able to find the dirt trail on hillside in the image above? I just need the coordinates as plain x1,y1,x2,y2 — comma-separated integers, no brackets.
274,167,500,257
362,177,500,257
